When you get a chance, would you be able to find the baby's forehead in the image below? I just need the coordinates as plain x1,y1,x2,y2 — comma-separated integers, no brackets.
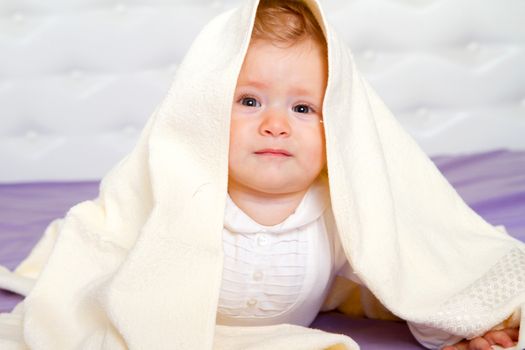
236,39,327,97
244,43,327,78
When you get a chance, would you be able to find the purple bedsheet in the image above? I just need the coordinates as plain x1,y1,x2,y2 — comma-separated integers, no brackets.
1,149,524,349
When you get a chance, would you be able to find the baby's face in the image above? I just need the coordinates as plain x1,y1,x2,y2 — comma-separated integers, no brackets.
228,38,327,195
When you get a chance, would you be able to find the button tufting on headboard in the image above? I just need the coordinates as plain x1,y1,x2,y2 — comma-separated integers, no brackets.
1,0,524,183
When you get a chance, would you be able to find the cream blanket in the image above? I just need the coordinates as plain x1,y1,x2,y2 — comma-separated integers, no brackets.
1,0,524,349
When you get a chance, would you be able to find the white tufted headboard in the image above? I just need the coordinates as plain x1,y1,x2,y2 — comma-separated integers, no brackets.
1,0,524,183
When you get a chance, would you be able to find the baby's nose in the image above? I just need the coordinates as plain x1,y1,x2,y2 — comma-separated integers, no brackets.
259,108,291,137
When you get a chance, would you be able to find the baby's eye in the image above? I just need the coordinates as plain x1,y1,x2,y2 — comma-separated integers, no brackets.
240,97,261,108
293,104,312,114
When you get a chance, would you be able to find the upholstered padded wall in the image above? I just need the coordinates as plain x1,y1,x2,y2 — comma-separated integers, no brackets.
1,0,524,182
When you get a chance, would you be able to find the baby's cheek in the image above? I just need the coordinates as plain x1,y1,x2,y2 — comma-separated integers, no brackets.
303,149,325,170
227,149,240,168
227,142,247,170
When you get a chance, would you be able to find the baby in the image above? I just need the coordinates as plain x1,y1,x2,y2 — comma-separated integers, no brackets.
222,1,519,350
0,0,521,349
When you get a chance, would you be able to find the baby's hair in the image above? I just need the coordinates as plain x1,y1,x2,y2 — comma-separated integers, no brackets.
253,0,326,51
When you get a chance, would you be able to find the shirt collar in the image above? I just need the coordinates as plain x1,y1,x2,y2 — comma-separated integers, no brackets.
224,174,330,234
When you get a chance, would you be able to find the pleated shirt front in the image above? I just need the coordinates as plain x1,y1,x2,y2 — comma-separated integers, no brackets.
216,176,337,327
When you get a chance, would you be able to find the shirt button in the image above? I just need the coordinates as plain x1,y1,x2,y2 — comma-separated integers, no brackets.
253,270,263,281
257,234,269,246
247,298,258,307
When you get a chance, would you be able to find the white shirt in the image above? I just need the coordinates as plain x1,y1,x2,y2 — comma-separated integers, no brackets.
217,176,337,327
217,176,462,349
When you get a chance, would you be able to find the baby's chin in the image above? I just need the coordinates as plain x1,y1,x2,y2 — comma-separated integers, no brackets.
228,176,315,197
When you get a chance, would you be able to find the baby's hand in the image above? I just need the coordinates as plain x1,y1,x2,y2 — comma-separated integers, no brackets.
442,328,518,350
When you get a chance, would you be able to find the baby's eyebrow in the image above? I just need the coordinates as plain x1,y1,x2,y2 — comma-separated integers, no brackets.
237,80,268,89
289,87,317,97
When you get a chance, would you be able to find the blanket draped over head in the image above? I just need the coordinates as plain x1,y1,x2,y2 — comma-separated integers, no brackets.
1,0,524,349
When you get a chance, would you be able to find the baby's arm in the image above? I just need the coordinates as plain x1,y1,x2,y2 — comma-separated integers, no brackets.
335,264,463,348
335,263,516,350
331,236,520,349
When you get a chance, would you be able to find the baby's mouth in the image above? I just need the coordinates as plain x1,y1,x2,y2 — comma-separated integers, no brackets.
254,148,292,157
